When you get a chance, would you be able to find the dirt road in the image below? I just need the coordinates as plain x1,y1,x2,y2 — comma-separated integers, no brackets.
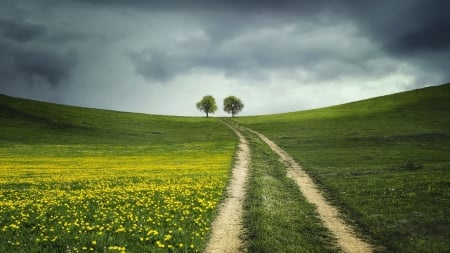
204,121,249,253
249,128,374,253
206,121,373,253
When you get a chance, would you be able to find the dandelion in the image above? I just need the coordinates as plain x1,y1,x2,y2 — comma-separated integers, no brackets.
156,241,165,248
0,145,233,252
164,234,172,241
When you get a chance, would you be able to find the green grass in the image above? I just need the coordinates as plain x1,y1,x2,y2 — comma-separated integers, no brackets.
228,121,339,253
0,94,237,252
2,83,449,252
0,94,232,146
234,83,450,252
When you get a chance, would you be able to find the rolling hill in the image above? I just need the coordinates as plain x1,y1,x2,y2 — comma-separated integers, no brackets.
234,83,450,252
1,83,449,252
0,93,237,252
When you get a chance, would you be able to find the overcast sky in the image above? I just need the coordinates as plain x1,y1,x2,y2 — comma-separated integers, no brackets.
0,0,449,116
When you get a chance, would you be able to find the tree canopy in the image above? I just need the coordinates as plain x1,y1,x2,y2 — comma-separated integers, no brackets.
196,95,217,117
223,96,244,117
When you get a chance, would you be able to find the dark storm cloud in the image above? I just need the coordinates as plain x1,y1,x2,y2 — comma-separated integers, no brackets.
0,24,77,89
342,0,450,53
0,18,46,42
0,2,81,90
129,22,375,83
0,41,77,90
335,0,450,82
0,0,449,115
390,20,450,52
378,1,450,76
115,0,449,83
13,49,76,86
4,0,449,84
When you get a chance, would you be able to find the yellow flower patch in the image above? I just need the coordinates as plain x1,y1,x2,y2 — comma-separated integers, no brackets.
0,143,234,252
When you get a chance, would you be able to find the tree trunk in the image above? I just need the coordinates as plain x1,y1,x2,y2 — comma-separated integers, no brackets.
206,112,209,118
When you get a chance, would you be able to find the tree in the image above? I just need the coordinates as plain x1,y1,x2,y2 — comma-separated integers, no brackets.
196,95,217,118
223,96,244,117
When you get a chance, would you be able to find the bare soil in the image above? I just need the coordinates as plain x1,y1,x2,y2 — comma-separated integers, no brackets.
250,129,374,253
204,121,249,253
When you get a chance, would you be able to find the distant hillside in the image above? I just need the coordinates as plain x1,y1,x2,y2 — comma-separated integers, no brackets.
0,93,230,145
244,83,450,122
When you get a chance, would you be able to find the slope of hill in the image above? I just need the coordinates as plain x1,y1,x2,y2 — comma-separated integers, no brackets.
0,94,237,252
0,94,233,145
234,83,450,252
1,83,449,252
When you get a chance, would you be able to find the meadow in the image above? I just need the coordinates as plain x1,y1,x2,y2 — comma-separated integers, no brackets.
233,121,339,253
234,83,450,252
0,95,236,253
1,84,449,253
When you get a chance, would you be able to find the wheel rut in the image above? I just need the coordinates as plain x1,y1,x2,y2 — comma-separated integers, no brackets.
248,128,374,253
206,121,373,253
205,120,249,253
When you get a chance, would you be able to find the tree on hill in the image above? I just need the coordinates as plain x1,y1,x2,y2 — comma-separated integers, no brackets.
196,95,217,118
223,96,244,117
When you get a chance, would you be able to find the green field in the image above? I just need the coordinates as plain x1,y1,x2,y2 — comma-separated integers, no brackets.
0,95,236,252
233,121,339,253
234,83,450,252
1,83,449,252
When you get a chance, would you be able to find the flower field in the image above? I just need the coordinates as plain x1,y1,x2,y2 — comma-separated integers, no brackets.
0,143,234,253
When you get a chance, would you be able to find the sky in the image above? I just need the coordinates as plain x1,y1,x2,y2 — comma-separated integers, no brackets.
0,0,449,116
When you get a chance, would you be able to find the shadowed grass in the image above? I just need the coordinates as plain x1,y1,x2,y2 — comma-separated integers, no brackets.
231,122,339,253
0,93,233,146
234,83,450,252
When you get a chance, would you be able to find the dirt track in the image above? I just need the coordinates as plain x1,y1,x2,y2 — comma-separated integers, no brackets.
206,121,373,253
249,128,374,253
204,121,249,253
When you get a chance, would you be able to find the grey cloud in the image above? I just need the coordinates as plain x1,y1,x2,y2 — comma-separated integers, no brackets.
0,42,20,84
350,0,450,53
13,49,77,86
73,0,341,16
111,0,444,86
70,0,450,52
130,20,388,83
406,21,449,52
0,38,77,89
338,0,450,82
130,51,178,82
0,18,46,42
0,0,449,116
72,0,450,58
385,18,450,54
46,30,90,44
0,7,81,89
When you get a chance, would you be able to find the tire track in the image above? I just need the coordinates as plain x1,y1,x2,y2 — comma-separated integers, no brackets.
205,120,249,253
248,128,373,253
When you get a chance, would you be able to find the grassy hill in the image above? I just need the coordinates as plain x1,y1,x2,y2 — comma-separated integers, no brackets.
234,83,450,252
0,94,237,252
0,94,233,146
1,83,449,252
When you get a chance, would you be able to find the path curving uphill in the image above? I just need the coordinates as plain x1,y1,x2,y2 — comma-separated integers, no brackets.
248,128,374,253
205,120,249,253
